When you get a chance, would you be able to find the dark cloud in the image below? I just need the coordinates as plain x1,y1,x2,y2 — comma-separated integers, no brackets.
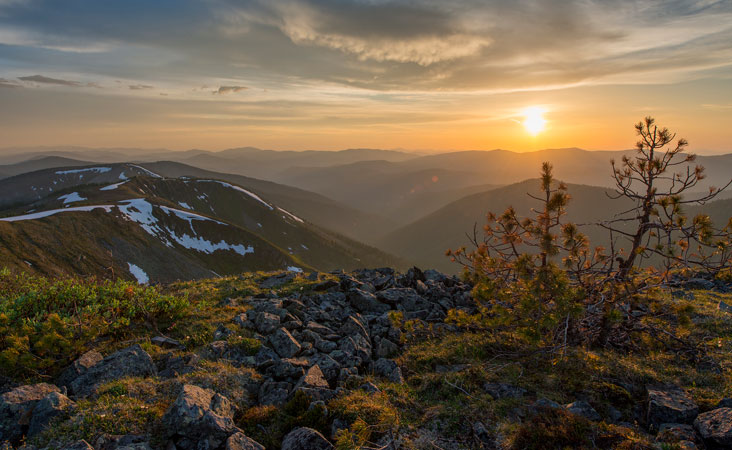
213,85,248,95
18,74,82,87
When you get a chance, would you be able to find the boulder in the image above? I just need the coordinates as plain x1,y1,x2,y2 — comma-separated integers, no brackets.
226,432,265,450
0,383,60,443
269,328,301,358
347,289,389,314
656,423,699,445
694,407,732,448
294,365,334,401
483,383,526,400
94,434,152,450
281,427,333,450
69,345,156,397
255,312,281,334
373,358,404,384
565,400,601,421
162,384,239,450
646,385,698,430
57,350,103,388
376,338,399,359
150,336,182,349
27,391,76,437
684,278,715,290
61,441,95,450
258,381,291,406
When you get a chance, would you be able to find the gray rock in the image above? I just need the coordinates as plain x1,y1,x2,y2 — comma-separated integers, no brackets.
684,278,715,290
69,345,156,397
267,358,309,381
255,312,281,334
647,385,699,430
57,350,103,389
373,358,404,384
281,427,333,450
226,432,265,450
376,288,422,308
258,381,291,406
27,391,76,437
717,398,732,408
151,336,182,349
565,400,601,421
347,289,389,314
61,441,95,450
483,383,526,400
376,338,399,359
315,340,337,353
694,407,732,448
0,383,60,443
534,398,561,409
269,328,302,358
162,384,239,450
260,273,295,288
213,325,235,341
657,423,698,444
296,365,330,390
360,382,380,394
339,316,369,340
94,434,151,450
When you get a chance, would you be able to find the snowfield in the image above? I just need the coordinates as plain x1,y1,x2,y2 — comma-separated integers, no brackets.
127,262,150,284
0,205,115,222
58,192,87,204
55,167,112,175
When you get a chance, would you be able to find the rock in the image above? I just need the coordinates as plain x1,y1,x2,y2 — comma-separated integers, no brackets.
347,289,389,314
69,345,157,397
27,391,76,437
565,400,601,421
57,350,104,388
339,316,369,340
360,382,380,394
267,358,309,381
373,358,404,384
226,432,265,450
94,434,151,450
719,301,732,313
315,340,337,353
281,427,333,450
151,336,182,349
259,381,291,406
296,365,330,390
646,385,699,430
255,311,281,334
717,398,732,408
314,279,339,291
684,278,715,290
213,325,235,341
534,398,561,409
694,407,732,448
483,383,526,400
61,441,95,450
473,421,492,445
376,338,399,359
269,328,302,358
657,423,698,444
0,383,60,443
158,353,199,379
376,288,422,308
260,273,295,288
162,384,239,450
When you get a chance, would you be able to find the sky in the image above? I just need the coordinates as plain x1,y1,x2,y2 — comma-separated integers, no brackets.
1,0,732,153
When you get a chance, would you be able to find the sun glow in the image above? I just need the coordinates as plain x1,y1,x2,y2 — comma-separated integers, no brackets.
522,106,546,135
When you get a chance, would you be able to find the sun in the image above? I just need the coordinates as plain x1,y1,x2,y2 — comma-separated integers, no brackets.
522,106,546,135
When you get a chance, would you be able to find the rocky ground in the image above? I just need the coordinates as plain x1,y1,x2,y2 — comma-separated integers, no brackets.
2,268,732,449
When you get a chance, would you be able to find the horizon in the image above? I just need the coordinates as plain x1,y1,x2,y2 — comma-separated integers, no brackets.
1,1,732,152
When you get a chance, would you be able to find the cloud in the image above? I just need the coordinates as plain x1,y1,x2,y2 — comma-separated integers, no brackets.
0,77,21,88
213,85,248,95
129,84,154,90
18,74,82,87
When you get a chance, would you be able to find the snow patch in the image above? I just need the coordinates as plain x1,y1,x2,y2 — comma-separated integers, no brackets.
169,233,254,256
277,207,304,223
55,167,112,175
128,164,162,178
196,180,273,210
100,180,128,191
177,201,192,209
287,266,303,273
127,263,149,284
58,192,86,204
0,205,115,222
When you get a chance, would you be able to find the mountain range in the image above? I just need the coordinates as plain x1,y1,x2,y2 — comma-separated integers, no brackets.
2,146,732,277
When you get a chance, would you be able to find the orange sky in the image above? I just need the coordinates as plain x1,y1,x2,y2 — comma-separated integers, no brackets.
1,1,731,153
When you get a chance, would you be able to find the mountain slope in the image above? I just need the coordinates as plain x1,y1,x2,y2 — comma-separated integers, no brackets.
0,156,94,179
0,173,405,282
379,179,635,273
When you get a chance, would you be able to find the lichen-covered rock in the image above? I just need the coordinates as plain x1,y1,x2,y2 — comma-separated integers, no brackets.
646,385,699,430
483,383,526,400
226,432,265,450
269,327,301,358
565,400,601,421
0,382,60,443
347,289,389,314
694,407,732,448
162,384,239,450
27,391,76,437
373,358,404,384
281,427,333,450
69,345,156,397
57,350,103,389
